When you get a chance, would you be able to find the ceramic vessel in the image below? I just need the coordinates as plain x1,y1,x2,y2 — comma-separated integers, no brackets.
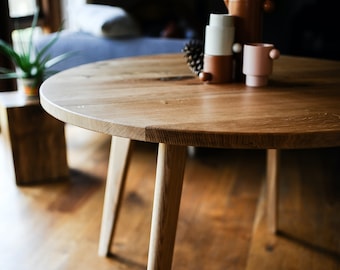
242,43,280,87
200,14,236,84
21,77,42,97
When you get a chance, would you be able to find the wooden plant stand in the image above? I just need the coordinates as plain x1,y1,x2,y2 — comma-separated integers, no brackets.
0,91,69,185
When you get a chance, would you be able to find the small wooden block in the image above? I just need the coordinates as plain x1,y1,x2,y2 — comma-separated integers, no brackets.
0,91,69,185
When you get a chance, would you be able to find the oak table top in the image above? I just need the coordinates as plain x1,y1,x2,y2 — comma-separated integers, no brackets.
40,53,340,270
40,53,340,150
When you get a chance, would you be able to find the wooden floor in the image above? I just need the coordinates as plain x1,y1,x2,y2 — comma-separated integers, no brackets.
0,125,339,270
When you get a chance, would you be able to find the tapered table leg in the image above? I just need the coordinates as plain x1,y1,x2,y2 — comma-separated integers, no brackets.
147,143,187,270
267,149,280,234
98,136,133,256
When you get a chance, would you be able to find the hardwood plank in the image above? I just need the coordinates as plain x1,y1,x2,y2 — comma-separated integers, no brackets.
166,148,265,270
247,148,340,270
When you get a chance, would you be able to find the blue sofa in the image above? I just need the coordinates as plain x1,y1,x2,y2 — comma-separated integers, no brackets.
36,30,190,72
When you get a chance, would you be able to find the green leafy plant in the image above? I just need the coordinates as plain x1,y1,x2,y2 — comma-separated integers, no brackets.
0,8,73,82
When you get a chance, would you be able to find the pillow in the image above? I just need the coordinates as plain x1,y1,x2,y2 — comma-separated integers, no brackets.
74,4,141,38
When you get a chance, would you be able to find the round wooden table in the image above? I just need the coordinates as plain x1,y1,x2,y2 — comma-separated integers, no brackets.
40,53,340,270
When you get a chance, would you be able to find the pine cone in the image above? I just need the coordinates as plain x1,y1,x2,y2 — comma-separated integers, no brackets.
182,40,204,76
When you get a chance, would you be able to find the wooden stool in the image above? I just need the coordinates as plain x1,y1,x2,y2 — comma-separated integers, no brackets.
0,91,69,185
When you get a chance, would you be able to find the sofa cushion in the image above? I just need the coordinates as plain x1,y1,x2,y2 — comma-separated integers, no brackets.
75,4,140,38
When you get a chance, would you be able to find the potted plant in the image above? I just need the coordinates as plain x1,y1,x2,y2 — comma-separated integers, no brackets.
0,8,73,97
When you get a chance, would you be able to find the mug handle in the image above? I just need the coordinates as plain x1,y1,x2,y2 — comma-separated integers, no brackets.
269,49,280,60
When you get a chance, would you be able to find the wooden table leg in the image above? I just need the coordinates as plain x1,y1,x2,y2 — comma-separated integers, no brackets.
98,136,133,256
147,144,187,270
266,149,280,234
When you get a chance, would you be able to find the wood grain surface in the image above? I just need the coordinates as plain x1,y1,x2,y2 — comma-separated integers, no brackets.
0,91,68,185
40,53,340,149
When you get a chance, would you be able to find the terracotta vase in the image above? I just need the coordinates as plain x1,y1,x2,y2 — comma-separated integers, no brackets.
21,77,42,97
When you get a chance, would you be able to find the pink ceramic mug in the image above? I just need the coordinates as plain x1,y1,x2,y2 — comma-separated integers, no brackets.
243,43,280,87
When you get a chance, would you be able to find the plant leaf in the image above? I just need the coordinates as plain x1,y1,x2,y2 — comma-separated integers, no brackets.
44,51,76,69
0,72,21,79
35,32,61,64
0,40,22,66
27,7,40,59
